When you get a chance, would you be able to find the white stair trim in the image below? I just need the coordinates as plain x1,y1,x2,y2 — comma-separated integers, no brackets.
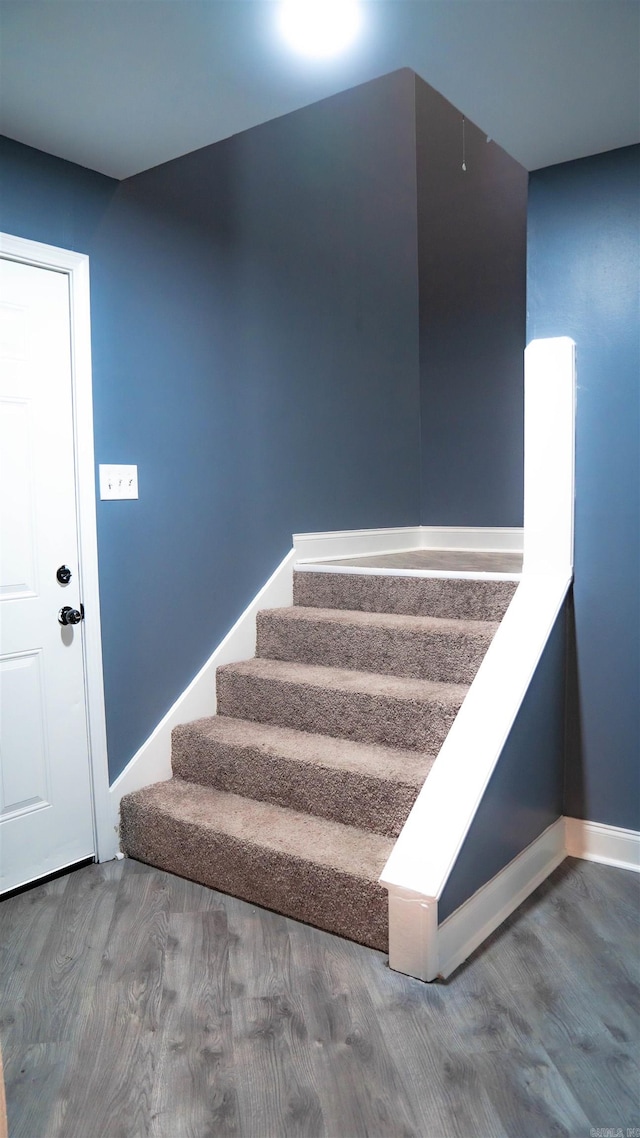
380,570,571,902
523,337,576,573
293,526,423,562
419,526,524,553
437,817,566,979
565,817,640,872
387,887,438,983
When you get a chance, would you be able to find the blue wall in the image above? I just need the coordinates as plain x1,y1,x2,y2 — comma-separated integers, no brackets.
443,144,639,914
0,138,117,247
1,68,527,785
3,91,634,851
439,605,566,921
1,69,424,781
528,145,640,832
416,76,527,527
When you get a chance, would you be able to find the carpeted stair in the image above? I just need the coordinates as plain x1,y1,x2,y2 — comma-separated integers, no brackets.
120,568,517,951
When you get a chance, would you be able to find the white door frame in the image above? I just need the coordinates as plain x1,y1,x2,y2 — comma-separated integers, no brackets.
1,231,112,863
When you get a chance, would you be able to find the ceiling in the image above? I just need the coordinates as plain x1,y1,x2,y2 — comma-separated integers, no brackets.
1,0,638,180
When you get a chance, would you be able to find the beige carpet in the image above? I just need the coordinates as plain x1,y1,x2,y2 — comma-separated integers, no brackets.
120,570,517,951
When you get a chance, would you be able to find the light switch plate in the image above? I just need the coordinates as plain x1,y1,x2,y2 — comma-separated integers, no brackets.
99,464,139,500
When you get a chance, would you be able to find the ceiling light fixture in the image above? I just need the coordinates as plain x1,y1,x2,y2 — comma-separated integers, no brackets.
278,0,363,59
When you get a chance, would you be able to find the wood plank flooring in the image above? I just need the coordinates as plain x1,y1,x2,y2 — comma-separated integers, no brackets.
1,856,637,1137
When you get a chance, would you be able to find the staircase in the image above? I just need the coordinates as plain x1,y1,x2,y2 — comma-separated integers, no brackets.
120,568,517,951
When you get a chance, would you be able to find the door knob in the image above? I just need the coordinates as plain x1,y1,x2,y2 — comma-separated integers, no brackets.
58,605,84,626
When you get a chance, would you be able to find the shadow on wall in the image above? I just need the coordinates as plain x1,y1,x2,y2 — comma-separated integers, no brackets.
563,590,586,821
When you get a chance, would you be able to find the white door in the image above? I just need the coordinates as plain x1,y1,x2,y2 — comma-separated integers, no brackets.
0,256,95,893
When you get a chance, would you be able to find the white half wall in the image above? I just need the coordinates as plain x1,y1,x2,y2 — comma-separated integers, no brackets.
382,336,577,981
381,572,570,903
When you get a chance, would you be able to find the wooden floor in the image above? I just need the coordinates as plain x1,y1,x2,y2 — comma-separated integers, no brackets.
315,550,523,574
1,857,638,1138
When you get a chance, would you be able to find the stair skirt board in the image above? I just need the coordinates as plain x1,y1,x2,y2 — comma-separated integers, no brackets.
120,562,518,955
107,547,298,859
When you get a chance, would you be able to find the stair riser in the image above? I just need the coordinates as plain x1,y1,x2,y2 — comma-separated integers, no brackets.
217,670,461,752
172,725,420,837
257,611,492,684
293,571,517,621
120,797,388,951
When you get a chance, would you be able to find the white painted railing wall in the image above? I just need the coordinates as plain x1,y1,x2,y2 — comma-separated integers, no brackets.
380,337,577,980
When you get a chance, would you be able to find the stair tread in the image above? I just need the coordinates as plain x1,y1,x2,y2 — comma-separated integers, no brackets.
128,778,394,882
293,569,518,621
266,605,499,637
177,715,435,786
218,656,468,704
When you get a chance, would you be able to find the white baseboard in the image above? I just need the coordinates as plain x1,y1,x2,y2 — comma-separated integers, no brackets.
419,526,523,553
565,817,640,872
293,526,423,562
437,817,566,979
387,813,638,983
293,525,523,564
102,548,297,861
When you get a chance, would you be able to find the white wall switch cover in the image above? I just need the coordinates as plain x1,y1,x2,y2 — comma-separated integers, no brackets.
99,464,139,500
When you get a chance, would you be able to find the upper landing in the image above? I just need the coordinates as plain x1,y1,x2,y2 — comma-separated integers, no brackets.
300,549,523,579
